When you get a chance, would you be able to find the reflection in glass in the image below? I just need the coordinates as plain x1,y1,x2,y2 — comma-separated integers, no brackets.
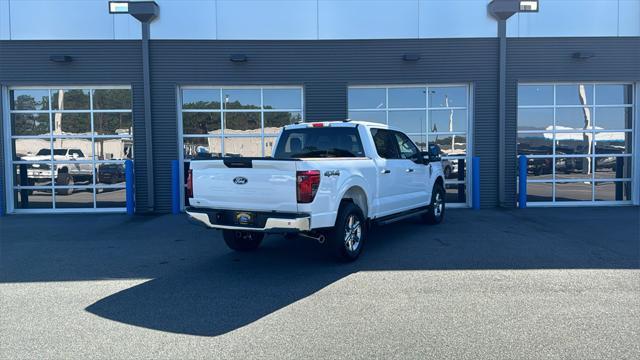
94,113,133,135
50,139,94,159
224,137,262,157
348,111,386,124
14,190,53,209
224,112,261,134
13,164,53,187
10,89,49,110
53,163,94,187
555,134,592,155
555,182,592,201
526,182,552,202
428,87,467,108
595,107,632,130
594,132,631,154
595,84,632,105
429,109,467,133
595,157,632,179
223,89,261,109
182,89,221,109
388,87,426,108
12,138,52,161
517,108,553,131
556,84,593,106
263,89,302,109
97,163,126,185
348,88,386,109
183,137,222,160
556,107,594,129
52,89,90,110
527,158,553,179
264,112,301,133
517,133,553,155
428,135,466,156
94,138,133,160
408,135,427,151
53,113,91,135
518,85,553,106
445,183,466,203
96,188,126,208
181,112,221,135
443,158,466,181
11,113,50,136
55,188,94,208
93,89,132,109
555,157,591,179
595,181,631,201
388,110,425,134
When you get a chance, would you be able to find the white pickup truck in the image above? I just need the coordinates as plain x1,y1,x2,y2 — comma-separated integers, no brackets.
187,121,445,261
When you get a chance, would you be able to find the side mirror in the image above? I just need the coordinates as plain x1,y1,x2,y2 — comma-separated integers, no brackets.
72,153,79,159
428,144,442,162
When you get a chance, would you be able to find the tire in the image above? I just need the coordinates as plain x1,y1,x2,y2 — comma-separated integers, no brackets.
326,202,366,262
444,166,452,179
56,172,74,196
423,182,445,225
222,230,264,252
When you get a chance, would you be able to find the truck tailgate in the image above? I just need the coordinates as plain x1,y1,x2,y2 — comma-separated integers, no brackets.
189,159,299,212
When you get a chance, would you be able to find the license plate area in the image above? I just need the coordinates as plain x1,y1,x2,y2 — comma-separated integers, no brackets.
234,211,255,226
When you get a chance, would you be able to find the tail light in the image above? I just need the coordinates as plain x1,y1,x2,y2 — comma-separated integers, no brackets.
186,169,193,198
296,170,320,203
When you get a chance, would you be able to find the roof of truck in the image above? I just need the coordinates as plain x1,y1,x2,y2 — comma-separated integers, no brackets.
284,120,389,130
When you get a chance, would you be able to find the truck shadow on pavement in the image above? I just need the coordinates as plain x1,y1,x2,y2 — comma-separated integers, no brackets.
2,207,639,337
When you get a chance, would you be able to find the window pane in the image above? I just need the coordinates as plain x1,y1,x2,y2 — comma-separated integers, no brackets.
13,138,51,161
52,163,94,187
51,139,94,159
517,133,553,155
595,84,632,105
263,89,302,109
595,107,632,130
556,84,593,106
53,113,91,135
348,88,386,109
555,182,592,201
93,89,132,110
11,113,50,136
518,85,553,106
445,183,466,203
224,137,262,157
55,188,94,209
97,163,126,185
52,89,90,110
370,128,399,159
594,132,632,154
264,112,302,133
428,86,467,108
13,163,53,187
443,158,466,181
408,135,427,151
429,109,467,132
595,157,632,179
182,89,221,109
348,110,386,124
94,113,133,135
595,181,631,201
264,137,278,157
183,137,222,160
94,138,133,160
394,132,419,160
388,110,425,134
223,89,261,110
275,127,365,159
96,188,127,208
555,133,592,155
518,108,553,131
10,89,49,110
428,135,466,156
182,112,221,135
14,190,53,209
526,158,553,180
556,107,594,129
526,182,552,202
388,87,426,108
555,157,591,180
224,112,261,134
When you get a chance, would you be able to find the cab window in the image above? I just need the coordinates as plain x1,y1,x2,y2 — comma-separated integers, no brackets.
370,128,399,159
393,132,420,162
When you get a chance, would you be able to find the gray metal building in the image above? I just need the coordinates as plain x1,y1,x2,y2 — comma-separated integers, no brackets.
1,0,639,214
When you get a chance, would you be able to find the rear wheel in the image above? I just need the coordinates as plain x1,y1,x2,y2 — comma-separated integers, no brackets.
222,230,264,252
326,202,366,262
56,172,74,196
423,182,445,224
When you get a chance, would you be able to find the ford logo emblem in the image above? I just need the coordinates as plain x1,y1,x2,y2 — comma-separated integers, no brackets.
233,176,248,185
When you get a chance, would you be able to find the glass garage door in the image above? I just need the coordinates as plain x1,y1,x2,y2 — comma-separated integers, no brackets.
348,85,471,207
5,87,133,213
517,83,634,205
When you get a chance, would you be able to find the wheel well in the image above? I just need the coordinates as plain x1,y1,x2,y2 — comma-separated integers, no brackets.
435,176,444,187
341,186,368,218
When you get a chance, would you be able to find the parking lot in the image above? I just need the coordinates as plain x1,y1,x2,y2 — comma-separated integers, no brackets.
1,207,639,359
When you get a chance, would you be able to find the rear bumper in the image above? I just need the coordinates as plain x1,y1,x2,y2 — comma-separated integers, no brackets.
186,207,311,232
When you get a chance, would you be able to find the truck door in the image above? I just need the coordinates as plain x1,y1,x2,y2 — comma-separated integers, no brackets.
391,131,430,209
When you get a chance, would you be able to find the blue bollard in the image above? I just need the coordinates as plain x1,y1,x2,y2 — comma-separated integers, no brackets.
125,160,135,215
472,157,480,210
518,155,527,208
171,160,180,214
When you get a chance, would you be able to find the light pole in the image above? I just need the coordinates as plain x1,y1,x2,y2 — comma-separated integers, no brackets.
488,0,538,207
109,1,159,212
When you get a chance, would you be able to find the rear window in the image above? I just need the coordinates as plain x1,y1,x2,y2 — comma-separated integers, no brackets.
273,126,365,159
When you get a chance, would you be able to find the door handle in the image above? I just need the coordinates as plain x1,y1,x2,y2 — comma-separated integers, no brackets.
380,169,391,174
406,168,415,173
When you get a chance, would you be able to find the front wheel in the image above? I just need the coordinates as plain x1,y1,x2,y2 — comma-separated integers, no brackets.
423,182,445,225
222,230,264,252
326,202,366,262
